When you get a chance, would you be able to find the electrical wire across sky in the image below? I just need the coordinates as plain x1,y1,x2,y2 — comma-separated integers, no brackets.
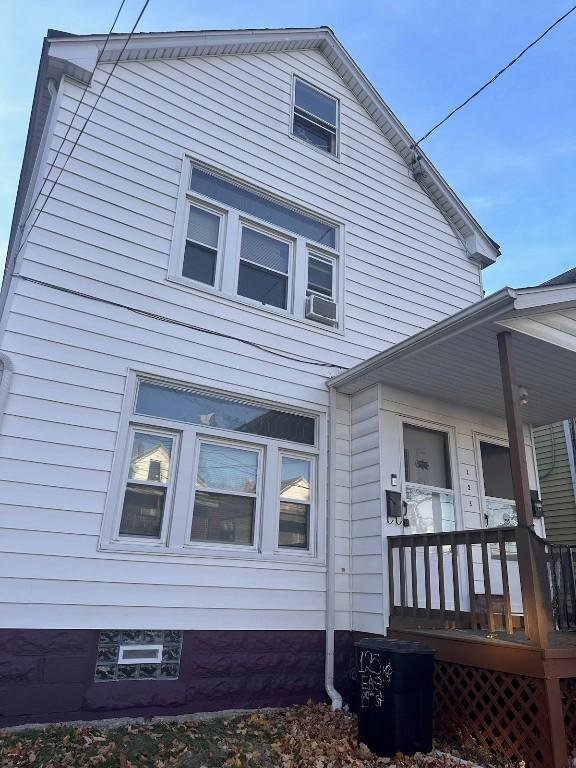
414,4,576,146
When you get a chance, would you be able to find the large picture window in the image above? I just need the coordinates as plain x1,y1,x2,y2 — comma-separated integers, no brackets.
106,376,321,558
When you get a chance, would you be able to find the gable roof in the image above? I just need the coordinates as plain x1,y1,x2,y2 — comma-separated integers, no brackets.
7,26,500,270
543,266,576,286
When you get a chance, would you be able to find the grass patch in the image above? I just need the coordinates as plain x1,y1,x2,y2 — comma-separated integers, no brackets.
1,703,507,767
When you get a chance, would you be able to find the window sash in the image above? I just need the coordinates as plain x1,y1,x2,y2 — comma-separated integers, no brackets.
181,203,223,287
117,428,178,542
190,438,263,548
136,380,316,447
307,253,335,299
278,452,315,551
190,166,337,248
294,78,338,127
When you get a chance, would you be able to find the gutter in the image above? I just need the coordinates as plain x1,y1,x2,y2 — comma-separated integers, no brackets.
325,386,342,709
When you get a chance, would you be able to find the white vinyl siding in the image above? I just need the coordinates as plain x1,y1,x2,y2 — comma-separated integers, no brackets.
0,45,481,630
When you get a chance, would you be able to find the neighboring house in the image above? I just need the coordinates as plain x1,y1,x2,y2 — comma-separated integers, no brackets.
1,26,576,767
534,269,576,547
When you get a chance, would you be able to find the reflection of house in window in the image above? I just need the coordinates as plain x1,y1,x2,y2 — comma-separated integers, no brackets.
130,444,171,484
280,475,310,502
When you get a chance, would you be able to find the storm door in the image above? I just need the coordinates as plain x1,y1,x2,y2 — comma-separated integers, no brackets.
401,423,459,612
478,439,522,614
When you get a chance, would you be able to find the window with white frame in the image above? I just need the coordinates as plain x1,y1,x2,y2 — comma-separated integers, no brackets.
307,252,335,300
183,204,222,286
402,423,456,534
279,454,313,549
105,378,320,557
170,164,341,326
292,77,339,156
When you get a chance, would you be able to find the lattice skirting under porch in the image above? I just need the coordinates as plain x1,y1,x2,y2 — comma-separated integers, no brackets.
433,661,551,768
561,677,576,755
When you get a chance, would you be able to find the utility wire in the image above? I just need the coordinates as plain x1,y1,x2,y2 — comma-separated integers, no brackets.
15,0,150,261
17,0,127,242
20,276,342,369
414,4,576,146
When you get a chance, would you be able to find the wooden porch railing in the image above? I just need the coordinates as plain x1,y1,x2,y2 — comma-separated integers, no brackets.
388,526,571,643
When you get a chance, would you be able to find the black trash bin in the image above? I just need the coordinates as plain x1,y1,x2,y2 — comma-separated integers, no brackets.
354,638,435,757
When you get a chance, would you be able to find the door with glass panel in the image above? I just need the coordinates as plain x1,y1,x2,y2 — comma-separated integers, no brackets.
478,440,522,613
402,423,458,611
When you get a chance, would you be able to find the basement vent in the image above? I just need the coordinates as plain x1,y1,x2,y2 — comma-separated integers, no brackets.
118,644,163,664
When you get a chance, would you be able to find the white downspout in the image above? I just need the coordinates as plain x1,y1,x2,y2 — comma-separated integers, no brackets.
325,385,343,709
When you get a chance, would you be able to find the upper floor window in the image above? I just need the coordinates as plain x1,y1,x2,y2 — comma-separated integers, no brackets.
292,78,338,156
169,163,342,328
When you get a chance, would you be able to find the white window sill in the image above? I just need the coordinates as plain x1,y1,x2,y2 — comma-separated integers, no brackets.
165,273,344,336
99,540,325,566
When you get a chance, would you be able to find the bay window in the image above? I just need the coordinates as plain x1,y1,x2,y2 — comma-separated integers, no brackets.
103,377,321,558
169,162,342,327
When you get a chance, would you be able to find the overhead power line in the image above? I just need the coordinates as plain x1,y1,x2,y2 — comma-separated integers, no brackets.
15,0,150,260
414,4,576,146
21,277,342,369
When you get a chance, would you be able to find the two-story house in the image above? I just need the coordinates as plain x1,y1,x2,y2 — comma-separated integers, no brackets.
2,26,576,767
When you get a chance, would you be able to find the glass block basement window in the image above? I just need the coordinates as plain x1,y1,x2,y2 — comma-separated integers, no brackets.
95,630,183,681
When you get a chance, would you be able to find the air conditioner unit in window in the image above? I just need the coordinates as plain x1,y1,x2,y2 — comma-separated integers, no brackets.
305,294,338,326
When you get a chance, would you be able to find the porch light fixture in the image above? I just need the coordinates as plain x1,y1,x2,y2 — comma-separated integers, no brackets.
518,386,528,406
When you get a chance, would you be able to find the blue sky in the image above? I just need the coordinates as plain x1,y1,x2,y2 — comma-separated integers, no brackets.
1,0,575,293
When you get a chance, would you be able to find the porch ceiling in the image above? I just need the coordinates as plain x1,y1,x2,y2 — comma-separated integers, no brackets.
330,285,576,426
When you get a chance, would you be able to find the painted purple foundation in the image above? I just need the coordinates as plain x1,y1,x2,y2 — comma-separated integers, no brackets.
0,630,354,727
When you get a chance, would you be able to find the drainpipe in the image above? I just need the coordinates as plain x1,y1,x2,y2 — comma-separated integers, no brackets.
325,385,343,710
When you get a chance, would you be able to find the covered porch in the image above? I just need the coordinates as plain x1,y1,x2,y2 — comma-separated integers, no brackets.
331,283,576,767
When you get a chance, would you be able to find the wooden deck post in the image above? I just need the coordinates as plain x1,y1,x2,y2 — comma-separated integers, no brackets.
497,331,554,647
543,675,569,768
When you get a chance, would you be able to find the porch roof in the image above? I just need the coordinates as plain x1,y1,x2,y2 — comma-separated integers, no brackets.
330,284,576,426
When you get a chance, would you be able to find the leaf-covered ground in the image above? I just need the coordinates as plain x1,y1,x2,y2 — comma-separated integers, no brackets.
0,703,497,768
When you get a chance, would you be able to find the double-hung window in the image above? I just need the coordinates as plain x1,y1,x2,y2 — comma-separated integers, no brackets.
171,163,342,327
183,204,222,286
237,226,291,310
292,78,339,156
104,377,321,559
191,440,260,545
307,253,335,300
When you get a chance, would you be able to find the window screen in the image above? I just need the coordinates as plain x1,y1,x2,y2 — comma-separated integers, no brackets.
403,424,452,490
